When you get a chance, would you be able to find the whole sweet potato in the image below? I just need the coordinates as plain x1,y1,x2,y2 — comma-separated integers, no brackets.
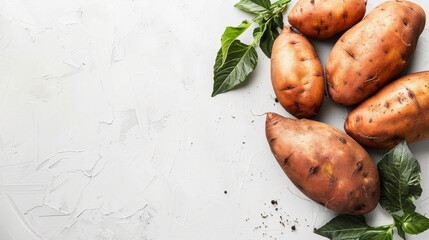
288,0,367,39
345,71,429,149
271,26,324,119
326,0,426,106
266,112,380,214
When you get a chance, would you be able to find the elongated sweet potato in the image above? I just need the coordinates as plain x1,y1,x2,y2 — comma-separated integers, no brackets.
266,112,380,214
288,0,367,39
345,71,429,149
271,26,324,119
326,0,426,106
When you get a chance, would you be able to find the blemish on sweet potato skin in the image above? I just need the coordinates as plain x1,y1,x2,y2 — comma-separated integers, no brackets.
353,161,363,174
345,71,429,149
309,166,320,175
266,112,380,214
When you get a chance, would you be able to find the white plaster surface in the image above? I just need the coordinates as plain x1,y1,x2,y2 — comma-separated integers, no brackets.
0,0,429,239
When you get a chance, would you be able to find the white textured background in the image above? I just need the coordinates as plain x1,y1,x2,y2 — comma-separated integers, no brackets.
0,0,428,239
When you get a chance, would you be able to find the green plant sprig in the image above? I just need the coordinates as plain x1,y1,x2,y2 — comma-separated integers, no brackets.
212,0,290,97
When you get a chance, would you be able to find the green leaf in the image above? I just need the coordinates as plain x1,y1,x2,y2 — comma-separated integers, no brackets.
252,20,268,45
315,215,368,240
392,214,407,240
259,20,279,58
270,0,290,10
401,212,429,235
273,12,284,29
251,0,271,9
212,0,290,96
377,141,422,214
234,0,269,14
397,226,407,240
360,226,393,240
220,20,253,66
212,40,258,97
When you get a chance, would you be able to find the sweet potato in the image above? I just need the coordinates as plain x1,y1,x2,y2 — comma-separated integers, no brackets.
345,71,429,149
288,0,367,39
266,112,380,214
271,26,324,119
326,0,426,106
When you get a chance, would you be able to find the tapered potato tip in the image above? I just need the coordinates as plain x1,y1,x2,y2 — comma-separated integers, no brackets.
266,112,281,123
281,26,294,34
266,112,275,120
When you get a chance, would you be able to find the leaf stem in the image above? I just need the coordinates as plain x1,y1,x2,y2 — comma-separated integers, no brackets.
250,0,289,47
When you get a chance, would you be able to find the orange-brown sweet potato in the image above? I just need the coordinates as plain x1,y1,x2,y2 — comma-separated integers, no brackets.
345,71,429,149
266,112,380,214
288,0,367,39
271,27,324,119
326,0,426,106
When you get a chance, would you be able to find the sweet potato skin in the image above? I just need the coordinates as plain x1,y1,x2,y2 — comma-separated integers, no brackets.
271,27,324,119
345,71,429,149
266,112,380,214
288,0,367,39
326,0,426,106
